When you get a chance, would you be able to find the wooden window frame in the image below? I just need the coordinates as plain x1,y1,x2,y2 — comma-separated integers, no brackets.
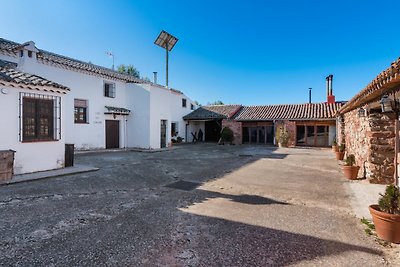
74,99,88,124
104,82,116,98
19,93,61,142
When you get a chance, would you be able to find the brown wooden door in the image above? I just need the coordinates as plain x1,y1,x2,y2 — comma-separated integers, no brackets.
106,120,119,149
160,120,167,148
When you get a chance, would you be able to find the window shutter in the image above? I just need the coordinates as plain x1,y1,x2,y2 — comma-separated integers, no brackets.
74,99,87,108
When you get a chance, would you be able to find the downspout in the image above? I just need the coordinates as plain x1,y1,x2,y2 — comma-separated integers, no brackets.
185,121,189,143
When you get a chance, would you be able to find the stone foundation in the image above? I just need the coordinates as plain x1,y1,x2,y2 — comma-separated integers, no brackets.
343,109,395,184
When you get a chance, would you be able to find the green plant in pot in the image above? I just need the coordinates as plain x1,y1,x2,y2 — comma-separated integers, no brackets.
332,138,339,152
369,185,400,243
335,144,345,160
277,129,290,148
342,154,360,180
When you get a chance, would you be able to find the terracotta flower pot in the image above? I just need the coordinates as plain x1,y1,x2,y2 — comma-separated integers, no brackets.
369,205,400,243
332,145,339,152
342,165,360,180
335,151,345,160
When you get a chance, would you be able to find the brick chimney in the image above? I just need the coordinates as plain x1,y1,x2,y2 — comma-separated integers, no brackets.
326,74,336,104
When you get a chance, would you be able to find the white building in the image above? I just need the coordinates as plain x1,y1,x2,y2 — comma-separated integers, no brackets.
0,59,69,174
0,38,196,174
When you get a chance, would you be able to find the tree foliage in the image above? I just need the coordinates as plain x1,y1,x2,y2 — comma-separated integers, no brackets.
117,64,140,78
207,100,224,105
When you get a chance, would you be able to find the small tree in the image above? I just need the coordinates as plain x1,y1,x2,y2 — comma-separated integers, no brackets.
208,100,224,105
378,185,400,214
220,127,234,144
344,154,355,166
117,64,140,78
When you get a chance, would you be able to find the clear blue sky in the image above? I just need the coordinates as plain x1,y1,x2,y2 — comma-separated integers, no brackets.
1,0,400,105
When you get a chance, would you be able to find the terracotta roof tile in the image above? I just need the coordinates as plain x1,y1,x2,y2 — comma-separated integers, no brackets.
0,38,143,84
183,105,242,120
0,59,69,93
234,102,345,121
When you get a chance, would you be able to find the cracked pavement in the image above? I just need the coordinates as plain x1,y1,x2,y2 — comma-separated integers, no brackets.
0,144,396,266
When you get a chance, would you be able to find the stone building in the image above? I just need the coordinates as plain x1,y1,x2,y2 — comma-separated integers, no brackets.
337,57,400,184
184,102,344,147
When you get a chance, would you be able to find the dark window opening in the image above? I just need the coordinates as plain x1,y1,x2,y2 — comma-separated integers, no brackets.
104,82,116,98
191,104,194,110
182,98,187,108
28,51,32,58
19,50,23,57
171,122,178,137
22,98,54,141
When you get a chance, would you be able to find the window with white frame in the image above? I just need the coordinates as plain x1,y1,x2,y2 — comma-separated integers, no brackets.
19,92,61,142
74,99,88,123
104,82,116,98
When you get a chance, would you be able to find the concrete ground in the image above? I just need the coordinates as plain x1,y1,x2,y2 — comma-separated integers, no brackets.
0,144,397,266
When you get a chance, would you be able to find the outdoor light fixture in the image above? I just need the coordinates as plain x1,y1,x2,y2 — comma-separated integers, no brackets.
154,30,178,88
358,107,366,118
380,94,394,113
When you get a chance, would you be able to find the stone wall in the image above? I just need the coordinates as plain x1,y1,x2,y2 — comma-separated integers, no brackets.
222,119,242,145
343,109,395,184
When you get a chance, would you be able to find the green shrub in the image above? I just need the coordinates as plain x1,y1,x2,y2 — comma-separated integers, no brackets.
338,144,345,152
378,185,400,214
220,127,234,143
277,129,290,145
344,154,355,166
332,138,337,146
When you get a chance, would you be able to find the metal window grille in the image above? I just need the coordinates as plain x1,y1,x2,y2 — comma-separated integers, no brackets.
19,92,61,142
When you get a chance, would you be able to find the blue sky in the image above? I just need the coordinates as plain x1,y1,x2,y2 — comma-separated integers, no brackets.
1,0,400,105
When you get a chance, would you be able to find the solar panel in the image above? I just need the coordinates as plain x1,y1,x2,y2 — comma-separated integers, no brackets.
154,30,178,51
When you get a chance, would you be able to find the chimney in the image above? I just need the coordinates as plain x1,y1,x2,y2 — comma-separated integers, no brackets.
327,74,336,104
153,72,158,84
326,75,330,98
309,88,312,103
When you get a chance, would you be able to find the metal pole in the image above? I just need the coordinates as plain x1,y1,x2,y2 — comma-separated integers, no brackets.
166,43,169,88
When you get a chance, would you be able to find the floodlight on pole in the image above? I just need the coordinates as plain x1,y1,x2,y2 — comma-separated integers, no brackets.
154,30,178,88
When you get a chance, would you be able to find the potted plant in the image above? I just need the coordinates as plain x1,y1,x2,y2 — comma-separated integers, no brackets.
335,144,345,160
342,154,360,180
277,129,290,148
332,138,339,152
369,185,400,243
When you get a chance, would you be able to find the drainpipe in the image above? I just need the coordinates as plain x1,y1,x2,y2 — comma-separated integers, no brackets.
185,121,189,143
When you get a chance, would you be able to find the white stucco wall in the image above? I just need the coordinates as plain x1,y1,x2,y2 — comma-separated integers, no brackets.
186,121,205,142
126,83,151,148
0,86,66,174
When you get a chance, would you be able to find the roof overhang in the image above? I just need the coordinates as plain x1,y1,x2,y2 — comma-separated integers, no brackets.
104,106,131,115
0,81,69,94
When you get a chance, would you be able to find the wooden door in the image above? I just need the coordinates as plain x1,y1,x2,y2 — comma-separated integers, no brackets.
160,120,167,148
105,120,119,149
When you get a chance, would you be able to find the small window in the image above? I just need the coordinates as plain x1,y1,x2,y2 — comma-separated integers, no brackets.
104,82,116,98
182,98,187,108
19,50,23,57
74,99,88,123
191,104,194,110
28,51,32,58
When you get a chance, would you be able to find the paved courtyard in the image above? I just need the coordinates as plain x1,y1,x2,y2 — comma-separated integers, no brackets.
0,144,395,266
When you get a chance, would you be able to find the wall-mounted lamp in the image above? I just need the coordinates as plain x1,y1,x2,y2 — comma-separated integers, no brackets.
358,107,366,118
380,94,398,113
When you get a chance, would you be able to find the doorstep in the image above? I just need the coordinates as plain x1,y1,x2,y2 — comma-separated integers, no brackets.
0,165,99,186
